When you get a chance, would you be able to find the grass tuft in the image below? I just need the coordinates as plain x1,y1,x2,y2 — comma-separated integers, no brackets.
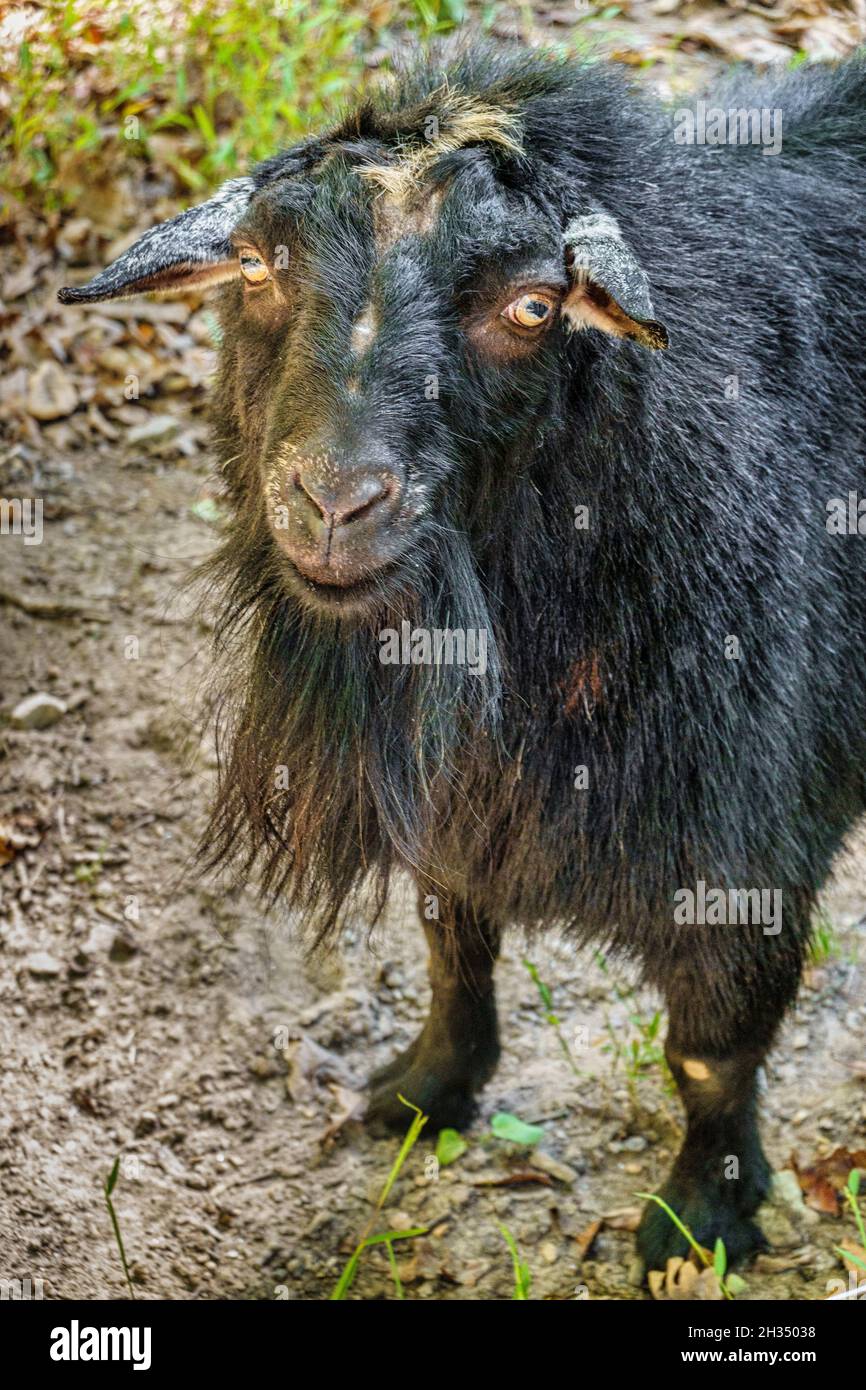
2,0,388,221
331,1094,428,1300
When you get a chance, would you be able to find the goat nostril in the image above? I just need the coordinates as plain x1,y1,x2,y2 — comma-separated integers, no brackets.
293,469,330,521
292,470,392,527
339,481,389,526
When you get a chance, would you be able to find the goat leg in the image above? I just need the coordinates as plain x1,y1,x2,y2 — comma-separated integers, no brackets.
365,899,501,1132
637,921,806,1271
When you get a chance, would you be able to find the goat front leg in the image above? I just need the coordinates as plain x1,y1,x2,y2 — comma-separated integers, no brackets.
365,898,501,1132
637,925,805,1271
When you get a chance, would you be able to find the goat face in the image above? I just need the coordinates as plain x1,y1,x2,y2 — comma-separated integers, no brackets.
224,155,579,617
59,97,666,621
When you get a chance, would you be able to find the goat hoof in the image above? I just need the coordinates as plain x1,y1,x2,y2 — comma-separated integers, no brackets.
637,1171,769,1274
365,1037,496,1134
365,1076,479,1134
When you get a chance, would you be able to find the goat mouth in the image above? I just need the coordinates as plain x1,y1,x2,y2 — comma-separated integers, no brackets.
285,559,392,614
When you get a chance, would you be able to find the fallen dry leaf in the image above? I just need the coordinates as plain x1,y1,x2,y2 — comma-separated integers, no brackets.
3,259,43,300
27,360,79,420
601,1204,642,1231
838,1238,866,1275
574,1217,603,1263
682,14,794,65
470,1170,553,1188
789,1147,866,1216
0,814,42,865
648,1256,724,1301
754,1247,818,1274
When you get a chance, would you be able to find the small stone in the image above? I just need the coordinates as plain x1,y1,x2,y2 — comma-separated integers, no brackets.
127,414,180,447
249,1055,280,1079
770,1169,806,1211
454,1258,491,1288
10,693,67,729
109,929,138,963
81,921,115,956
792,1032,810,1050
26,951,63,977
540,1241,558,1264
27,361,79,420
530,1151,577,1185
627,1255,645,1286
608,1134,648,1154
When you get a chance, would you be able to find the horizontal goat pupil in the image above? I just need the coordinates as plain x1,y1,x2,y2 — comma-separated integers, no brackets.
523,298,547,320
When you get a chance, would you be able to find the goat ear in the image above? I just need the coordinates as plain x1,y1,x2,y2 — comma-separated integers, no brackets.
562,212,668,351
58,176,255,304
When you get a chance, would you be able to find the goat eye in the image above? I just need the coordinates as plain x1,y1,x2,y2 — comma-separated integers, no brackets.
503,293,555,329
239,251,270,285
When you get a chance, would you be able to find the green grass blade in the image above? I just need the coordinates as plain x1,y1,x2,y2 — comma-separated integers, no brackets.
103,1158,135,1300
330,1098,428,1299
499,1223,531,1299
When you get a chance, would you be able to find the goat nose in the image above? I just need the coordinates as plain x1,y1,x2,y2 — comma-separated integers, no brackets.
293,469,391,527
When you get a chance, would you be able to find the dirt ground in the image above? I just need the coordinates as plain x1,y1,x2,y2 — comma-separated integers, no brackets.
2,3,865,1304
2,393,865,1303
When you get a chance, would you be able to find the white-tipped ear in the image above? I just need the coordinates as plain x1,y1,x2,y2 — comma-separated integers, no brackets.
563,212,668,351
58,176,255,304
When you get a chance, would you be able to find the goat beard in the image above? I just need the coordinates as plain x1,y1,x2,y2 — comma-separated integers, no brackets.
197,508,503,942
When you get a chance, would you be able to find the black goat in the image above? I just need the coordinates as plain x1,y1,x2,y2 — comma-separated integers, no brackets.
60,43,866,1270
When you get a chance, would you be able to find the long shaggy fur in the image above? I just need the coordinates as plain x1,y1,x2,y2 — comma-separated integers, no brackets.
199,43,866,1035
